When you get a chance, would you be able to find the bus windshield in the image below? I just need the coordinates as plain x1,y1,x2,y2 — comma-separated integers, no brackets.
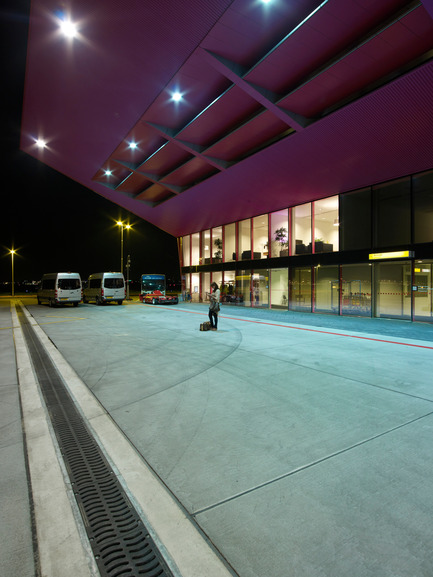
141,274,166,295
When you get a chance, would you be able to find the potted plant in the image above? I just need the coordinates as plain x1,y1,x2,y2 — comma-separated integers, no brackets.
213,238,223,262
274,227,288,256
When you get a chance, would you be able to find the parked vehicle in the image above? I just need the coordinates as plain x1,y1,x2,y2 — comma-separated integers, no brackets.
83,272,125,305
37,272,82,307
139,274,178,304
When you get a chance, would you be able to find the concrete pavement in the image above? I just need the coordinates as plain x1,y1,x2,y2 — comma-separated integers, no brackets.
2,295,433,576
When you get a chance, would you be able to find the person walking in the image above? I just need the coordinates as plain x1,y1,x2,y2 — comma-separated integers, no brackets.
208,282,220,331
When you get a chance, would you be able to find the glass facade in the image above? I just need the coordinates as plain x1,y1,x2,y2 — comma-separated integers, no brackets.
289,267,312,311
341,264,372,317
314,265,340,313
180,169,433,322
239,219,251,260
314,196,339,253
291,203,311,255
413,171,433,244
224,222,236,262
413,261,433,321
270,210,289,258
270,268,288,308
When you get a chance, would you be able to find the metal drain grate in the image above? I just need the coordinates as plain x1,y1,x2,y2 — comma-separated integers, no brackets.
17,306,175,577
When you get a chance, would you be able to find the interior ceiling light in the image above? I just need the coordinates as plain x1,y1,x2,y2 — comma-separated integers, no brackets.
104,169,113,176
128,141,138,149
35,138,47,149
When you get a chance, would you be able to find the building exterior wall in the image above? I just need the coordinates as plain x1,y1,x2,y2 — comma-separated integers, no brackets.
179,169,433,322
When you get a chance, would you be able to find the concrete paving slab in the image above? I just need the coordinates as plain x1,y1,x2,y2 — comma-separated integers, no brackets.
22,300,433,577
0,302,35,577
196,415,433,577
109,360,433,514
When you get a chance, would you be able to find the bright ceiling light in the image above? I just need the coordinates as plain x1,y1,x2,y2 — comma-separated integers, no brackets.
35,138,47,149
128,141,138,149
104,169,113,176
171,91,183,102
59,18,78,38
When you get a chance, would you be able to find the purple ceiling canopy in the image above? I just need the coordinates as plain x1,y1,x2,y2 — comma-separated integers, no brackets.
21,0,433,237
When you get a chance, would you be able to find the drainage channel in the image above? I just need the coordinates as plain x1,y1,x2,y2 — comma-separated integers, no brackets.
17,305,175,577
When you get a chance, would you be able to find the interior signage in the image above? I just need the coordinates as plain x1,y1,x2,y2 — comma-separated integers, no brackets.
368,250,413,260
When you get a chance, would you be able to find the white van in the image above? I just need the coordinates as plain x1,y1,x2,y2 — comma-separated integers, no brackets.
83,272,125,305
37,272,82,307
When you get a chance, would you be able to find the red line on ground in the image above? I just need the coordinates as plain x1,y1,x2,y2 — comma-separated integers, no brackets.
174,307,433,350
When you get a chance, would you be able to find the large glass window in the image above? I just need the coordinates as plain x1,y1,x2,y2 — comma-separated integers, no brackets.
314,196,339,253
291,203,311,255
191,272,200,302
252,215,268,260
239,219,252,260
374,261,411,319
270,210,289,257
182,235,190,267
341,264,372,317
191,233,200,266
252,269,269,307
270,268,288,308
212,226,223,263
221,270,236,304
373,178,411,248
201,272,210,303
413,261,433,321
236,271,251,306
212,271,223,292
289,267,312,311
224,223,236,262
340,187,371,250
183,273,191,301
202,230,211,264
413,170,433,244
314,265,340,313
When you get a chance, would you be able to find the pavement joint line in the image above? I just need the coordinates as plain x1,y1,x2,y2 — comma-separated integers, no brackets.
18,301,238,577
193,409,433,517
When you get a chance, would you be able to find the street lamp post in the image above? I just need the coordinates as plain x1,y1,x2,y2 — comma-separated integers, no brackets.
116,221,131,273
126,254,131,300
9,249,16,296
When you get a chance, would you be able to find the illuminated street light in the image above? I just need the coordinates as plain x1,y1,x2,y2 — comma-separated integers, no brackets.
116,221,131,274
9,249,16,297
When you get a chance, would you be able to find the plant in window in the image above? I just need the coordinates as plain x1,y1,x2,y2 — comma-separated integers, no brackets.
214,238,223,259
274,227,288,257
274,227,288,247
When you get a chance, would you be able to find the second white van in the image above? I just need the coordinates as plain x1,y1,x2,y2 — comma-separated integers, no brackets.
83,272,125,305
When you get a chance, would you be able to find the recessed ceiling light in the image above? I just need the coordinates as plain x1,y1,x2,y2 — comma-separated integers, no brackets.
35,138,47,149
172,91,182,102
128,141,138,149
104,169,113,176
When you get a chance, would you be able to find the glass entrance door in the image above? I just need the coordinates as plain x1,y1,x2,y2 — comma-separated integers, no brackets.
413,262,432,321
374,262,411,319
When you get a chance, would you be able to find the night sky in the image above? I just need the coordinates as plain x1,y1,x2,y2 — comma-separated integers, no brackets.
1,0,180,287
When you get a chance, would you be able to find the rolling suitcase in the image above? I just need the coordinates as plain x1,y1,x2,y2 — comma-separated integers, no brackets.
200,321,211,331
